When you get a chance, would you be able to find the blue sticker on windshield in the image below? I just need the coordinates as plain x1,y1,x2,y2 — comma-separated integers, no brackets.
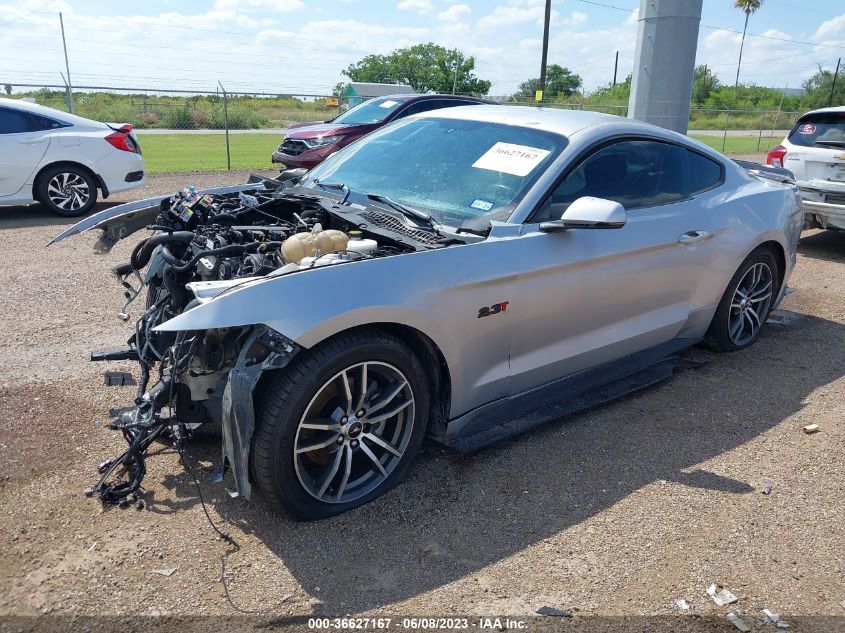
471,198,494,211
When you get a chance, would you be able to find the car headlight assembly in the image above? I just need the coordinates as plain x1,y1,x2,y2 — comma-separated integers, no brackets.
303,135,341,149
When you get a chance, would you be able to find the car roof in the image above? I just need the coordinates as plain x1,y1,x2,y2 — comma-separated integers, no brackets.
798,105,845,117
417,104,622,136
0,97,96,126
368,93,486,102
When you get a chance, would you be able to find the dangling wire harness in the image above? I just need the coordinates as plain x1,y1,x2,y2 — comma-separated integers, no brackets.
85,333,198,507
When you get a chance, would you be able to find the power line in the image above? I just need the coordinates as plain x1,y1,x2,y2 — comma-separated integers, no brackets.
574,0,845,51
766,0,844,18
699,23,845,51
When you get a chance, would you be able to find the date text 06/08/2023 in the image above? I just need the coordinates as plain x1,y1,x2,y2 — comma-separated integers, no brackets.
307,617,528,630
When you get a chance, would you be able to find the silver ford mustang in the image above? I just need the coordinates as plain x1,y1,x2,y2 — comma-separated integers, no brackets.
53,106,803,519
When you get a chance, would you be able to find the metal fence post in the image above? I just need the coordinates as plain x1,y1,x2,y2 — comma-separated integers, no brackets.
722,108,729,154
757,111,765,152
218,81,231,171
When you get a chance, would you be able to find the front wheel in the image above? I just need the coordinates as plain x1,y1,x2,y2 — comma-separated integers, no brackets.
253,329,430,520
705,247,780,352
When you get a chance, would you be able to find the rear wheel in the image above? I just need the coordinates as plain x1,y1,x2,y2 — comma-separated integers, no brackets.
253,329,430,520
705,247,779,352
36,165,98,217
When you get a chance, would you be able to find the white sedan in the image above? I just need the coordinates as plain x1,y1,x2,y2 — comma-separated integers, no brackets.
0,98,145,216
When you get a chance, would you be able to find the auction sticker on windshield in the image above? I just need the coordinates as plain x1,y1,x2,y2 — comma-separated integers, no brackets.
380,100,399,108
473,142,551,177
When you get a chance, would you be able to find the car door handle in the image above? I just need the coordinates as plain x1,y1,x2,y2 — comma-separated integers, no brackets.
19,138,47,145
678,230,711,245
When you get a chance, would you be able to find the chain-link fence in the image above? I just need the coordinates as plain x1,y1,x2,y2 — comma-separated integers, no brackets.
4,83,801,173
4,83,340,173
497,98,799,153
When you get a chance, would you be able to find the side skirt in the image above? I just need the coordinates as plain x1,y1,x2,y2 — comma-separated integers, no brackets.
439,339,702,454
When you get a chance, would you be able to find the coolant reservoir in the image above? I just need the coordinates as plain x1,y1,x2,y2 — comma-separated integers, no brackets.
282,227,349,264
346,231,378,256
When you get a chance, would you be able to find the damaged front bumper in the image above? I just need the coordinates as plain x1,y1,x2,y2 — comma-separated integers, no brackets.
90,325,299,506
219,327,299,499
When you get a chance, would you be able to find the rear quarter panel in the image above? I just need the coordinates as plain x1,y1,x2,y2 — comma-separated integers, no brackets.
705,164,802,298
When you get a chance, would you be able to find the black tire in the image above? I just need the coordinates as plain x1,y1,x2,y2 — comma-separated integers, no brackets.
35,164,98,217
253,328,430,520
705,247,780,352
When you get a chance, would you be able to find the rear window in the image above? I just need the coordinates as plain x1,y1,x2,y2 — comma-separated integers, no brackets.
688,150,724,194
787,112,845,148
29,113,68,131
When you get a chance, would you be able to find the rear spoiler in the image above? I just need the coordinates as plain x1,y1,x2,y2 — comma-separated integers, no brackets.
106,123,135,135
733,159,795,184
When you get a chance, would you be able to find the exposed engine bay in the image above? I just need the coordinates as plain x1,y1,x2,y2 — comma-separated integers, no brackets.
78,173,458,507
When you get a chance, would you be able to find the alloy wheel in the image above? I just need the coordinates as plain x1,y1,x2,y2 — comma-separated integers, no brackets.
728,262,773,346
293,361,415,504
47,172,90,212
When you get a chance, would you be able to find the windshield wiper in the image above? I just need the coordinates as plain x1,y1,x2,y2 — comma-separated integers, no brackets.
313,179,350,204
366,193,435,226
814,140,845,148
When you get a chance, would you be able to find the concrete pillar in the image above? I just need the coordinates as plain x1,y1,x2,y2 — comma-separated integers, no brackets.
628,0,703,134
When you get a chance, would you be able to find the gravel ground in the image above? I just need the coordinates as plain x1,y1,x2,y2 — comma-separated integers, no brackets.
0,168,843,630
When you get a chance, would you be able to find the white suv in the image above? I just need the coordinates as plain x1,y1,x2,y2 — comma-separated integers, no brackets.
0,98,145,216
768,106,845,231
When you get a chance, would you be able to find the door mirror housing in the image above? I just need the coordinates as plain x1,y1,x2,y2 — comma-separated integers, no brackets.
539,196,627,233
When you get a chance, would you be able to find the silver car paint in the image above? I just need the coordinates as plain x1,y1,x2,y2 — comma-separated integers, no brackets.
153,108,801,421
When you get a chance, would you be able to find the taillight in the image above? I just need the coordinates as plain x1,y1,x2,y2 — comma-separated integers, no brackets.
105,124,139,153
767,144,787,167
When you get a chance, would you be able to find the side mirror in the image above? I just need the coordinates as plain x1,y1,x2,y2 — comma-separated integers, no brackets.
539,196,627,233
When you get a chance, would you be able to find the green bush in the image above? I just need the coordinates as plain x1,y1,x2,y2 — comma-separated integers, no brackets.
161,106,196,129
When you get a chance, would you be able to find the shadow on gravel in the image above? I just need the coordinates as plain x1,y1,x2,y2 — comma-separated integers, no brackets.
149,309,844,616
798,230,845,263
0,201,124,230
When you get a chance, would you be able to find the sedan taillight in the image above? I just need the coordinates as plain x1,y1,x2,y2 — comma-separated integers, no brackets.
105,124,139,153
767,144,787,167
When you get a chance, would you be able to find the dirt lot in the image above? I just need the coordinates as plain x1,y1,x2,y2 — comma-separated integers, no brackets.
0,168,843,630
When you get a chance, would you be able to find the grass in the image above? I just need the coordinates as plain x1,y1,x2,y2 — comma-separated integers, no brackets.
689,134,781,156
136,133,280,173
134,132,780,174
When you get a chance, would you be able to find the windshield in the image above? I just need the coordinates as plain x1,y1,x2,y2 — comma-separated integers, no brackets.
787,112,845,147
304,117,566,226
332,97,409,125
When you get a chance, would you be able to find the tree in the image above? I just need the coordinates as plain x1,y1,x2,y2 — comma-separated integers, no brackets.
342,43,492,95
513,64,582,101
3,84,11,95
591,73,632,102
692,65,721,105
733,0,763,91
801,65,845,110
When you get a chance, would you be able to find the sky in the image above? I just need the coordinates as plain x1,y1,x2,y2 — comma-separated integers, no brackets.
1,0,844,97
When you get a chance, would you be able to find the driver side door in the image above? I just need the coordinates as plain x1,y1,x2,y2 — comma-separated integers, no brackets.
508,138,717,395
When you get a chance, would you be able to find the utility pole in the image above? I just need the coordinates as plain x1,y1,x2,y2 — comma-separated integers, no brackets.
829,58,841,107
537,0,552,103
612,51,619,89
628,0,703,134
59,12,74,114
452,52,461,95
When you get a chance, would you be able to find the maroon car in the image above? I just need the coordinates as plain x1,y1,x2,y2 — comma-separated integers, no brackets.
271,94,488,169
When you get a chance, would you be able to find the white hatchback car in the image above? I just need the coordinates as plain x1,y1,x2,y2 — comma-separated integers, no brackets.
768,106,845,231
0,98,145,216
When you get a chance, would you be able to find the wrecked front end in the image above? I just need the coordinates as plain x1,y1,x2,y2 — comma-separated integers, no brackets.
57,172,433,507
